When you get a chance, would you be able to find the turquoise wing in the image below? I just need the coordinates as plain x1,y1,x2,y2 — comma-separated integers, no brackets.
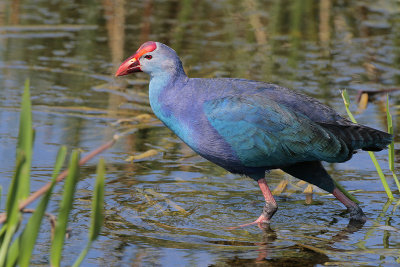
203,94,349,167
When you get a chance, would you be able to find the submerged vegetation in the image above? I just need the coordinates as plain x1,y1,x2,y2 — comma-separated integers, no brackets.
0,81,108,266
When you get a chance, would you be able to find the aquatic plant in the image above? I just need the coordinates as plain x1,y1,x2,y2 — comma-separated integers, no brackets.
0,80,110,266
341,90,399,199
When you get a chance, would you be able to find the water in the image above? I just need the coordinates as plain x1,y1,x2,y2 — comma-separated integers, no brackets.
0,0,400,266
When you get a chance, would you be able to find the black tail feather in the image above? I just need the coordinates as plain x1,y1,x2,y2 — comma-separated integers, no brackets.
318,123,392,152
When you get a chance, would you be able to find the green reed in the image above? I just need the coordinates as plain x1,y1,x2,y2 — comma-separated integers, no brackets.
341,90,398,199
0,80,105,266
386,96,400,193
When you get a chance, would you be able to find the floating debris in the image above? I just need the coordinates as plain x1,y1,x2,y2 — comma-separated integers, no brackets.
125,149,159,162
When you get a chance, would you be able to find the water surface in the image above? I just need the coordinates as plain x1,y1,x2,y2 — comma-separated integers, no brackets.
0,0,400,266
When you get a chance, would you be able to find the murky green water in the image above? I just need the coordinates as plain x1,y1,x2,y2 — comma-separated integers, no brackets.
1,0,400,266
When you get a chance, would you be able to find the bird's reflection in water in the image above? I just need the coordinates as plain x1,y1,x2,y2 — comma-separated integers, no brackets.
209,218,365,266
331,217,366,242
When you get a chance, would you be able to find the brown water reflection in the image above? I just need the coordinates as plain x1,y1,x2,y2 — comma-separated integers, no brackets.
0,0,400,266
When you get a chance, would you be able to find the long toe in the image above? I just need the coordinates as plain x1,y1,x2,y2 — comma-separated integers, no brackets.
226,214,270,230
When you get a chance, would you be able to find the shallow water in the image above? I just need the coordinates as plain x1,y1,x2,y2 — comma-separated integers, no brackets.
0,0,400,266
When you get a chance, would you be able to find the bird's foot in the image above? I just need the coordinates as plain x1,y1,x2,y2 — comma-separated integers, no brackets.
226,214,270,230
332,188,367,225
348,205,367,225
226,179,277,230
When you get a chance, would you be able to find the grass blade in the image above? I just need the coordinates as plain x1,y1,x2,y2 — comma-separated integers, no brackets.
0,223,18,267
0,152,25,266
16,79,33,199
50,150,80,267
368,152,394,199
5,152,25,223
387,96,394,171
1,80,35,265
341,90,394,200
10,146,68,267
341,89,356,122
89,158,105,242
386,96,400,193
73,158,106,267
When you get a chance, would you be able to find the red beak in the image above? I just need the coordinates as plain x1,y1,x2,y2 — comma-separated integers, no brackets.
115,41,157,77
115,56,142,76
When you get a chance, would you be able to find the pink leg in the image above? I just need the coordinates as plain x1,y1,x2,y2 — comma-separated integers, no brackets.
227,178,278,230
332,188,367,223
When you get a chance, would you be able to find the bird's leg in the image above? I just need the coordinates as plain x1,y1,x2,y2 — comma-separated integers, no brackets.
332,188,367,224
258,178,278,224
227,178,278,230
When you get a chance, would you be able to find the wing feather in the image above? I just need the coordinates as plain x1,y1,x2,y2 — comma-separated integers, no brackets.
203,94,350,167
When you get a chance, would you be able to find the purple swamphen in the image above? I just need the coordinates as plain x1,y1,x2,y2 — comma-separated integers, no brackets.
115,41,392,228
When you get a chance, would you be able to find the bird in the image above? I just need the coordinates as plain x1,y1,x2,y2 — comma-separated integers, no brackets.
115,41,392,228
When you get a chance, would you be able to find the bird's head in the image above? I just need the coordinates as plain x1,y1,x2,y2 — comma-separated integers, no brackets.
115,41,183,77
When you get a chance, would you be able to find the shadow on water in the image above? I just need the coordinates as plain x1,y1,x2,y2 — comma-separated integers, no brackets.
208,226,331,267
0,0,400,266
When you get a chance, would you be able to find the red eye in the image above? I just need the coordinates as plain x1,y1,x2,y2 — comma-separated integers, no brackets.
144,55,152,60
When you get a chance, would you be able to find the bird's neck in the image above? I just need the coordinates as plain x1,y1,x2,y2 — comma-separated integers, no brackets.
148,67,188,118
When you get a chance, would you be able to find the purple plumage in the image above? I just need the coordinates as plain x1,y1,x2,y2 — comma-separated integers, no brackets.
116,41,392,228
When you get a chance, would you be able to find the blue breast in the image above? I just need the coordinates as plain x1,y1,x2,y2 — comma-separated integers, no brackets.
149,76,255,174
